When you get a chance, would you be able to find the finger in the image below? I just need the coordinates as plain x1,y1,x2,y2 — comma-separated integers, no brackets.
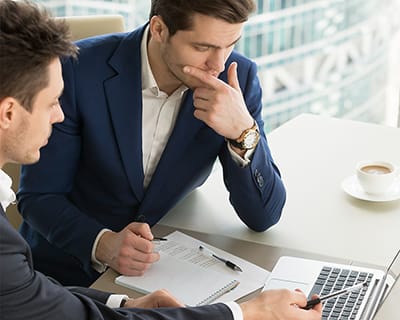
129,248,160,264
154,289,185,308
310,294,322,312
183,66,222,89
120,266,149,277
290,290,308,307
227,62,241,91
193,87,213,101
127,222,154,240
129,234,156,253
159,296,185,308
128,290,185,308
193,107,207,123
192,97,211,111
118,252,159,275
294,288,305,296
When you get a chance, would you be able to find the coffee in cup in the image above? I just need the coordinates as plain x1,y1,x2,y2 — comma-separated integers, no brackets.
356,161,397,194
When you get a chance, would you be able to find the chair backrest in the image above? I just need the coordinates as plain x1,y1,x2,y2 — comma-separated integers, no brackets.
56,15,125,41
3,15,125,229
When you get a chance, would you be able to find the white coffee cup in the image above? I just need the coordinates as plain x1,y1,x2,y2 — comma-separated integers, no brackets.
356,160,397,194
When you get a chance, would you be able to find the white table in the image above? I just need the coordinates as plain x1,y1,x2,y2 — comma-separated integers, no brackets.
159,114,400,267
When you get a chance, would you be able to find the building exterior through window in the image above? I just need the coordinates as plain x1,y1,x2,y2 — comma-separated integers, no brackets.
36,0,400,131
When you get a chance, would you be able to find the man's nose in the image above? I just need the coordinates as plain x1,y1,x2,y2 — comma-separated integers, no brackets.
207,49,226,75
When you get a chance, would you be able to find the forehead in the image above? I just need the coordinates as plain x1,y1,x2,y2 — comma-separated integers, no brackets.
174,13,243,47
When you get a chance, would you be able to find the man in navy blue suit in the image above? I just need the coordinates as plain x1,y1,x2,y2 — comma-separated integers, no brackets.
18,0,287,286
0,1,322,319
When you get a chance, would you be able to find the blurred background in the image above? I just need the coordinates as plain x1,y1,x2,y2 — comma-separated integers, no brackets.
35,0,400,132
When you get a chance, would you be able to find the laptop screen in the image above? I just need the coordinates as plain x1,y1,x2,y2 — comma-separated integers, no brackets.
374,249,400,315
387,249,400,281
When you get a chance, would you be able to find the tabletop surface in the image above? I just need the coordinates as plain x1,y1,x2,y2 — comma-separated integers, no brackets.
158,114,400,267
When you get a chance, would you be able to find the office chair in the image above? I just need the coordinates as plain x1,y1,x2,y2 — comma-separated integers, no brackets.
4,14,125,229
57,15,125,41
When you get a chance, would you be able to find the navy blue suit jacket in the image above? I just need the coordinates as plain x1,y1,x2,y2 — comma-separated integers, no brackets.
0,206,235,319
18,24,286,286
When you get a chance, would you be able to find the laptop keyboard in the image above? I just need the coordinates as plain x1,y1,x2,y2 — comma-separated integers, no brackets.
308,266,373,320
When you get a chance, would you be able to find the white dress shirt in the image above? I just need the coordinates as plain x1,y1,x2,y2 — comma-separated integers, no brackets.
140,27,188,188
0,169,16,211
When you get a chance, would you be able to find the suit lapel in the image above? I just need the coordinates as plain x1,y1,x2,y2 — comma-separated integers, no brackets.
104,27,147,202
0,205,6,218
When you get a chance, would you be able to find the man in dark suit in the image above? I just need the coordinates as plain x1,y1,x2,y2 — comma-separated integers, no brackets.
0,1,322,319
18,0,286,286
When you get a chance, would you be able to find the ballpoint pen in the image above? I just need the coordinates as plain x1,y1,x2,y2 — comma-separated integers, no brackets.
152,237,168,242
303,281,368,309
199,245,243,272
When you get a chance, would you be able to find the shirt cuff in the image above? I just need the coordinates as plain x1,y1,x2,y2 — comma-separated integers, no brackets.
106,294,129,308
91,228,112,273
223,301,243,320
227,141,255,167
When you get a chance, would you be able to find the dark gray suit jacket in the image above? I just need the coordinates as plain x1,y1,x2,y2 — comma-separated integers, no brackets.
0,207,232,319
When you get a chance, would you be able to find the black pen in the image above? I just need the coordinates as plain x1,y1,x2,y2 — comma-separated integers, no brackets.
152,237,168,242
303,281,368,310
199,245,242,272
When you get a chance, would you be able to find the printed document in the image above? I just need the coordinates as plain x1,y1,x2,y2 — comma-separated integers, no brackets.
115,231,269,306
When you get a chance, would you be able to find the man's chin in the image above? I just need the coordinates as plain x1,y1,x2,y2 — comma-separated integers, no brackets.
21,153,41,165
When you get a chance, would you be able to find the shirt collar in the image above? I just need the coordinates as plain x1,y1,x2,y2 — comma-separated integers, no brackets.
0,169,16,211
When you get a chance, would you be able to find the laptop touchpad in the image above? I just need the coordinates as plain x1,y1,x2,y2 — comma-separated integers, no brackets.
265,278,310,293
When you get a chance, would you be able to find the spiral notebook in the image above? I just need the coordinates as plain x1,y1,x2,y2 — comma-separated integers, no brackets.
115,231,269,306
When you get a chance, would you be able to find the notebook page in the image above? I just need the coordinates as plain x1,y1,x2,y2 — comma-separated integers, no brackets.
115,231,269,305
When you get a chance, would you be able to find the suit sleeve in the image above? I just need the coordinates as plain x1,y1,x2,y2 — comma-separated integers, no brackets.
0,213,102,320
0,213,233,320
219,58,286,231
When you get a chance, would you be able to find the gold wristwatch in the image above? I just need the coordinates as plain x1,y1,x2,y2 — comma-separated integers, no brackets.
227,121,260,150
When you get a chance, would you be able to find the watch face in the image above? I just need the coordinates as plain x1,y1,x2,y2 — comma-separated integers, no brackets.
243,131,259,148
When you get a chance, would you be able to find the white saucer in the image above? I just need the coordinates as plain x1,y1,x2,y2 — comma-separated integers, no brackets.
341,175,400,202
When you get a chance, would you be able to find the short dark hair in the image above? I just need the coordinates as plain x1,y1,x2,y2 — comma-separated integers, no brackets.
150,0,256,36
0,0,78,112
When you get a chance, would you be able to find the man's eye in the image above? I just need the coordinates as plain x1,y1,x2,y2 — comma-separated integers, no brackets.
195,46,209,52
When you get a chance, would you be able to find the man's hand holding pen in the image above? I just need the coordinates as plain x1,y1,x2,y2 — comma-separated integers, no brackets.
303,281,368,310
95,222,160,276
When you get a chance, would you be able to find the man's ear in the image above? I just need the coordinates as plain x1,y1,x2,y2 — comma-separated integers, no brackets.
149,15,169,43
0,97,17,129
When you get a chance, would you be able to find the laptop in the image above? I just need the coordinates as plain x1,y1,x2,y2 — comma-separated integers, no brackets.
372,255,400,319
263,249,400,320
